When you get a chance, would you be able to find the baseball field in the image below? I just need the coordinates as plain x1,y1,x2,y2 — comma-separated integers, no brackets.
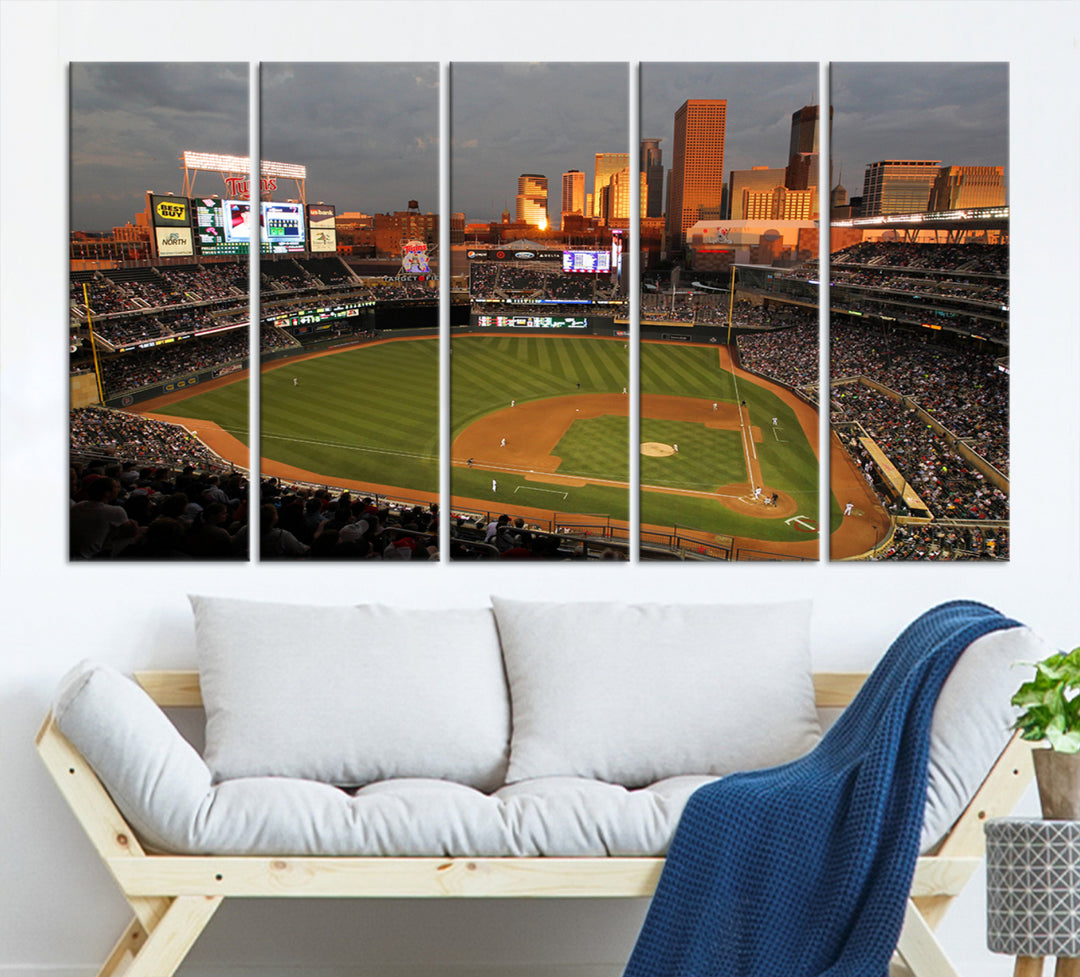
137,332,842,555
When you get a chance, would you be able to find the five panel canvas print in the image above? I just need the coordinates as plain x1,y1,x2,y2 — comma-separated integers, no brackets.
67,61,1008,563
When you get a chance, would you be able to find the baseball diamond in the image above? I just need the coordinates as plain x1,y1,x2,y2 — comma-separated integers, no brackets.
128,331,889,558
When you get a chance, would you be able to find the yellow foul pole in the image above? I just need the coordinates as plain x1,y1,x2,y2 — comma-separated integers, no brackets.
82,282,106,404
725,263,736,346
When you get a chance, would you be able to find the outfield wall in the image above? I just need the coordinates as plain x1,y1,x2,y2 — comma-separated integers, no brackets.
465,313,624,336
104,360,248,408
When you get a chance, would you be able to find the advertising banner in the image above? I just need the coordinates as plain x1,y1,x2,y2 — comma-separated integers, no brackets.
307,204,336,228
154,226,194,257
150,194,191,227
310,228,337,253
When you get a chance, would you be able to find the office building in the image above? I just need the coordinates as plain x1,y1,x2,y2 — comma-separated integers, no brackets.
640,138,664,219
666,99,727,252
860,160,941,216
927,165,1007,211
788,105,829,159
561,170,586,229
742,186,815,222
515,173,548,227
607,166,647,222
593,153,629,218
728,166,787,219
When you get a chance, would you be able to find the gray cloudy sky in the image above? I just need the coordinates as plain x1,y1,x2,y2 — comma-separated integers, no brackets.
451,63,629,225
70,60,1008,232
831,62,1009,193
261,63,438,216
70,63,249,231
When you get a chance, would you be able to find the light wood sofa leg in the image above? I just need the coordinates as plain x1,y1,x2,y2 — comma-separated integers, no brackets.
895,899,960,977
98,896,222,977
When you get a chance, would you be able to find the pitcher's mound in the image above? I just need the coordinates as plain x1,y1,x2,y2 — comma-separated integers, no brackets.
641,442,675,457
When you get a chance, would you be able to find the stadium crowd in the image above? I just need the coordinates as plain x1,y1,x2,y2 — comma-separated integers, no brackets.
830,241,1009,276
832,383,1009,522
96,325,295,394
873,523,1009,562
738,321,1008,475
470,263,621,305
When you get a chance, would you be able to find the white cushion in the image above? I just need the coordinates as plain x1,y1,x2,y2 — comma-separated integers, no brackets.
491,597,820,787
190,595,511,791
51,621,1039,858
920,625,1050,852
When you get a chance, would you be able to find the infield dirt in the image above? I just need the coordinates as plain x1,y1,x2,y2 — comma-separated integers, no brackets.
133,336,889,559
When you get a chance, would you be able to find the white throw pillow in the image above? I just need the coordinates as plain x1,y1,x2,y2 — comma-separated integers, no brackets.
191,595,511,790
491,597,820,787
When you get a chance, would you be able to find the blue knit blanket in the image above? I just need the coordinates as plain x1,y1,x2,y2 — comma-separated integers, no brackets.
623,600,1020,977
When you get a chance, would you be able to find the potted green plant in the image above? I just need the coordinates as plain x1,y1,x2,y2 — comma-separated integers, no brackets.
1011,646,1080,820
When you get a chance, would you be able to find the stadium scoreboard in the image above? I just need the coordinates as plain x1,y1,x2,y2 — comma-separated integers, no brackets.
195,198,244,255
476,314,588,330
193,198,312,255
267,298,374,332
562,250,611,274
262,202,306,253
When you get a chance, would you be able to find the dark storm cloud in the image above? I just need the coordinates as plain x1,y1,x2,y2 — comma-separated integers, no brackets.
70,63,248,231
641,63,820,180
451,63,629,224
260,63,438,215
830,63,1008,191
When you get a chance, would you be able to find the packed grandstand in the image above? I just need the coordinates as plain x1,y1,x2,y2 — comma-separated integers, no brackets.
736,239,1009,561
71,237,1008,561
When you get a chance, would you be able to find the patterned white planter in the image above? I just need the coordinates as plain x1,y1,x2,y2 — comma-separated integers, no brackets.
986,818,1080,958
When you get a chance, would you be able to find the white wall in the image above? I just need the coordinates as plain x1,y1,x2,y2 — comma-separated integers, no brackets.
2,2,1078,975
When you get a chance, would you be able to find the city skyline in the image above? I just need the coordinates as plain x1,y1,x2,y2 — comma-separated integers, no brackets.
451,62,629,225
831,62,1008,192
71,61,1009,233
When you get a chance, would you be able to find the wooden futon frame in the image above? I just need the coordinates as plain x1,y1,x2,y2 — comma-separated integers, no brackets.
37,671,1034,977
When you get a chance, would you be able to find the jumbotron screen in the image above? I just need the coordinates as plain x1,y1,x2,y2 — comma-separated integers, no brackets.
562,250,611,274
477,315,588,329
194,198,245,255
194,198,306,255
262,202,306,253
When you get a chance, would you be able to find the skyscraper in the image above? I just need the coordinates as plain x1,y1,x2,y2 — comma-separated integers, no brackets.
860,160,941,216
515,174,548,227
728,166,787,220
607,166,647,222
593,152,629,218
927,165,1006,211
788,105,828,158
666,99,726,252
785,105,832,199
561,170,585,229
640,138,664,219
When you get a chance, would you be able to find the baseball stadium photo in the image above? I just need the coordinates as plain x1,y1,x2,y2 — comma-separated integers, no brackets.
68,61,1008,564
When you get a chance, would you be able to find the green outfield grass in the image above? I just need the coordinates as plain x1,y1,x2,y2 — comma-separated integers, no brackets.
156,339,439,492
450,333,629,432
156,381,250,440
155,335,821,546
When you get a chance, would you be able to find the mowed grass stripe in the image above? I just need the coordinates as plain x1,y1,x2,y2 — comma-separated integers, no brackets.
553,415,629,481
259,339,438,489
451,336,628,438
642,344,731,400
